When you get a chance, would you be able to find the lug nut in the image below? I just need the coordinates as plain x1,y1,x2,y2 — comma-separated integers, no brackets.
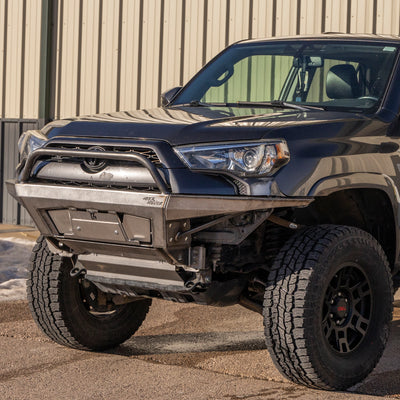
336,320,341,324
330,299,334,305
329,313,334,318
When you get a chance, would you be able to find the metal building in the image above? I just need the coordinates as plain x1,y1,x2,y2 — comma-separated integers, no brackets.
1,0,400,224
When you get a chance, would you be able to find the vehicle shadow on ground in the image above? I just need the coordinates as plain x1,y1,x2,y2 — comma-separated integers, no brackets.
355,317,400,397
108,330,266,357
106,319,400,398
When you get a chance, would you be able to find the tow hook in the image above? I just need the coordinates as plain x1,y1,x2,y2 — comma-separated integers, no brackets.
185,281,207,291
70,263,87,278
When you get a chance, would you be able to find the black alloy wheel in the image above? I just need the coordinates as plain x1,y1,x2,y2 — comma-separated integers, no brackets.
322,265,371,354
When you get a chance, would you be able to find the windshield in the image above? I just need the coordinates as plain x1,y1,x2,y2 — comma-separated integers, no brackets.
172,40,399,112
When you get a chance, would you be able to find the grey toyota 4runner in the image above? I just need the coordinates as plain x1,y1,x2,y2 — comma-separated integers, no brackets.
7,34,400,390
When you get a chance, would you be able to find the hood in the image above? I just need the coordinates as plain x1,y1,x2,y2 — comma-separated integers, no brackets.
44,106,377,146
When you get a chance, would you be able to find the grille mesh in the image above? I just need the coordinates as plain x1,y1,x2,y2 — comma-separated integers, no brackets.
233,179,248,195
46,143,163,167
35,179,160,192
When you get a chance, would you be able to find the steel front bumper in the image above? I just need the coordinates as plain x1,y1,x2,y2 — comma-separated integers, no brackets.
7,180,312,290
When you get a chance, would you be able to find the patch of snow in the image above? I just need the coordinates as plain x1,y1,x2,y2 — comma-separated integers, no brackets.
0,278,27,301
0,237,34,301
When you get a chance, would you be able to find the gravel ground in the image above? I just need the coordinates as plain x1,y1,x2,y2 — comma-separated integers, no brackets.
0,227,399,399
0,298,399,399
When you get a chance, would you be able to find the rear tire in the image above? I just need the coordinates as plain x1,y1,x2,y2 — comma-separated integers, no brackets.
264,225,393,390
27,236,151,350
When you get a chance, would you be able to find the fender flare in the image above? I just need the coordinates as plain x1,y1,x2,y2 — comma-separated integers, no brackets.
308,172,400,273
308,172,399,204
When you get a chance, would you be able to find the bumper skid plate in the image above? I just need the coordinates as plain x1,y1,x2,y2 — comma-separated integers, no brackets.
6,180,312,290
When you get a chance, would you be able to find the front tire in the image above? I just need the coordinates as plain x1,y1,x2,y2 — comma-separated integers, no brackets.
264,225,393,390
27,236,151,350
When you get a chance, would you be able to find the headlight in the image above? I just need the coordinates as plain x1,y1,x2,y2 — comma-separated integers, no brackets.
174,141,289,177
18,130,47,160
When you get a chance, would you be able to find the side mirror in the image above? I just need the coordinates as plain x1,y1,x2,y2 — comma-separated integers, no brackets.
161,86,182,106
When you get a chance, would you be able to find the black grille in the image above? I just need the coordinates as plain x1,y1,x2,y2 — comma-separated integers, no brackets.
233,179,248,195
46,143,163,167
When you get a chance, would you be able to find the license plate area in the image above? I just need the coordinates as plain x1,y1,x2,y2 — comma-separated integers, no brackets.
71,211,125,242
48,209,152,244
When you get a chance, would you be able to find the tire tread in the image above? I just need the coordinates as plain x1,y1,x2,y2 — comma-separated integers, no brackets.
263,225,393,390
27,236,150,350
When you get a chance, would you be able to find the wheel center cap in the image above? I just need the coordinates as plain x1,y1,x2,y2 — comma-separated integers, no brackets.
335,298,348,318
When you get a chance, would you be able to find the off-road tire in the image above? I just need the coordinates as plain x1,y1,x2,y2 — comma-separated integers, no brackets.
27,236,151,350
264,225,393,390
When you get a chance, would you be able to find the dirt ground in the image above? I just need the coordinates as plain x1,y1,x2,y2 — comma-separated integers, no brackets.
0,226,399,399
0,298,399,400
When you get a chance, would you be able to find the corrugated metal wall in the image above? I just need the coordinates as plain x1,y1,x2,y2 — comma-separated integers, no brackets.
2,0,400,224
0,120,40,225
50,0,400,120
0,0,42,120
0,0,42,225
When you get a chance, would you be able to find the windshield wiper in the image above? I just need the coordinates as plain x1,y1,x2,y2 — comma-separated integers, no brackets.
234,100,324,111
172,100,228,107
172,100,325,111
